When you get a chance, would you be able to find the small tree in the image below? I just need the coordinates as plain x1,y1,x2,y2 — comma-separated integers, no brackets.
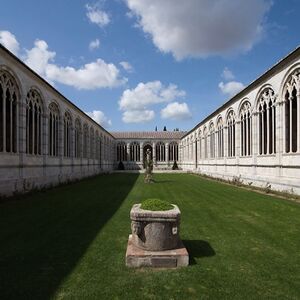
172,160,179,170
163,126,167,131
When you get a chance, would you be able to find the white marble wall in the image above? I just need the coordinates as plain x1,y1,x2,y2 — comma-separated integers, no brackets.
0,47,115,196
181,51,300,194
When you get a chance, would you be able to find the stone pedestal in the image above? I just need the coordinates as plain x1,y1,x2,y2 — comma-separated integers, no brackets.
125,204,189,268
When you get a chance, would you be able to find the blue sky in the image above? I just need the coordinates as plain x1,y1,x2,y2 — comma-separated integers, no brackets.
0,0,299,131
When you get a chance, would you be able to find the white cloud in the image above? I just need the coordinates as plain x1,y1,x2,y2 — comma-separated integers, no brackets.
22,38,125,90
25,40,56,75
122,109,155,123
161,102,192,120
222,67,235,81
89,38,100,50
86,4,110,27
86,110,112,128
119,81,185,111
119,61,133,73
125,0,271,60
0,30,20,55
219,81,245,97
119,81,186,123
46,59,125,90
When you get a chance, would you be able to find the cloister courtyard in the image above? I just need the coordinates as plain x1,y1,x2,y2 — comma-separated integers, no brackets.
0,173,299,299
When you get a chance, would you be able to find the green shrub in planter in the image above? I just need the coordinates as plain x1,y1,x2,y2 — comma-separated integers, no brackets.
141,198,173,211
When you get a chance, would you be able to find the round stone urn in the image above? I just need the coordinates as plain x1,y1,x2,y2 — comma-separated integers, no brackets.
130,203,181,251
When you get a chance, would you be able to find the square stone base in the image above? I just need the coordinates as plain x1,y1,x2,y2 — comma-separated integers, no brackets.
126,234,189,268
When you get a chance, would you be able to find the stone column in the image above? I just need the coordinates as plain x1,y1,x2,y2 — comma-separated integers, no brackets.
289,96,293,152
195,139,198,169
166,142,169,166
297,92,300,152
42,112,48,176
152,142,156,166
18,97,27,179
140,142,143,167
252,112,258,176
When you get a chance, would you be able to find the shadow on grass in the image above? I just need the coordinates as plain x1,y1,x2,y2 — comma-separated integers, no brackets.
0,173,139,299
183,240,216,265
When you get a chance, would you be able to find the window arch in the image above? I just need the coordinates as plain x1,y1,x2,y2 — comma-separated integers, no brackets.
74,118,82,158
227,110,236,157
257,88,276,155
209,122,215,158
26,89,43,155
283,70,299,153
90,127,94,159
198,130,202,159
130,141,140,161
117,141,127,161
203,127,208,159
168,142,178,161
64,112,72,157
83,124,89,158
48,102,59,156
217,117,224,158
95,131,100,160
240,101,252,156
156,142,166,162
0,70,19,153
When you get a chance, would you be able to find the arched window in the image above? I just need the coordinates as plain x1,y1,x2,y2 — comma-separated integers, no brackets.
0,70,18,153
99,134,102,164
227,110,236,157
48,102,59,156
240,101,252,156
168,142,178,161
130,141,140,161
95,131,99,160
257,88,276,155
190,136,194,160
198,130,202,159
217,118,224,158
89,127,94,159
74,118,82,158
64,112,72,157
203,127,208,159
83,124,89,158
209,123,215,158
26,89,43,155
156,142,165,162
117,141,127,161
283,71,299,153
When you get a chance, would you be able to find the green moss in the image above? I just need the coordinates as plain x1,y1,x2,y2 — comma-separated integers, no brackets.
140,198,174,211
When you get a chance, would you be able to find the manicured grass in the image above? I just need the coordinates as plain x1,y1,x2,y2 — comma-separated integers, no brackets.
0,174,299,299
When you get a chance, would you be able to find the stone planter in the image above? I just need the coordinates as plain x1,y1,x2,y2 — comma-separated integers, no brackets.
130,204,181,251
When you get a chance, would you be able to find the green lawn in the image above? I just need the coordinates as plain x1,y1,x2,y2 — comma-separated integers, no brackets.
0,174,299,299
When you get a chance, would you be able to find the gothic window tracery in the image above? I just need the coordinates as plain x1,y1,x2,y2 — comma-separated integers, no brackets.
240,101,252,156
0,70,18,153
26,89,43,155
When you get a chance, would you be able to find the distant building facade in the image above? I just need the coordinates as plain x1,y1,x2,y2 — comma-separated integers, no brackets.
112,131,184,170
1,44,300,195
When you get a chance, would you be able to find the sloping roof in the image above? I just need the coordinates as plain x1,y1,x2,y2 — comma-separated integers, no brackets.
0,43,115,139
182,45,300,139
111,131,186,140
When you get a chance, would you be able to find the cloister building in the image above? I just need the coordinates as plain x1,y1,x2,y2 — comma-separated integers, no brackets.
1,43,300,196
